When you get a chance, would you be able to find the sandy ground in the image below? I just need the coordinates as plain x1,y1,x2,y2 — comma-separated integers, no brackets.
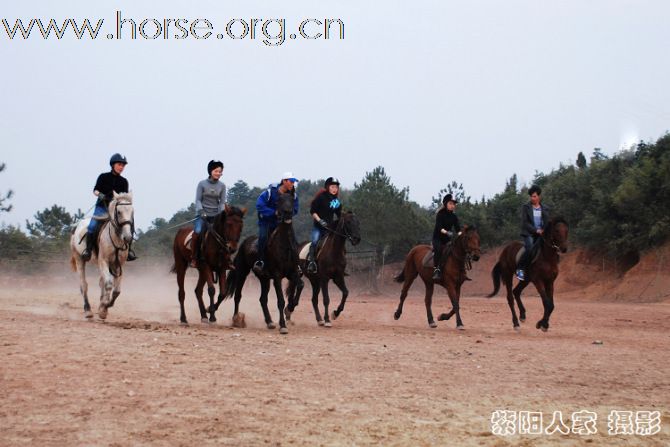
1,264,669,446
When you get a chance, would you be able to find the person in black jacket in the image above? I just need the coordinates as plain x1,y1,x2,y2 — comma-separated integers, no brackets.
306,177,342,273
81,153,137,262
432,194,461,280
516,185,550,281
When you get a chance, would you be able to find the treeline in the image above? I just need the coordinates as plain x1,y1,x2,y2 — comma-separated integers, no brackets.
1,133,668,268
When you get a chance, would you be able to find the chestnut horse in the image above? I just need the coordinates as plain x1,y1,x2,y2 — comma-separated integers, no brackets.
393,226,481,329
487,217,569,331
219,192,301,334
285,211,361,326
170,205,246,325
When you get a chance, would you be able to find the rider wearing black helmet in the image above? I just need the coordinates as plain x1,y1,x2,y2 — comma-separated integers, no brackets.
306,177,342,273
190,160,227,268
431,193,461,280
81,153,137,261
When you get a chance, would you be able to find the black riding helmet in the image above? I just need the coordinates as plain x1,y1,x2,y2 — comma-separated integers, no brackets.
109,153,128,166
207,160,224,175
324,177,340,188
442,193,458,205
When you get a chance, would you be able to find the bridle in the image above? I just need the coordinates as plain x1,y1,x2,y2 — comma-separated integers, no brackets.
106,199,134,277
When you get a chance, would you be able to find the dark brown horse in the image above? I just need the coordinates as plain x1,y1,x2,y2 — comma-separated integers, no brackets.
394,226,481,329
219,192,300,334
171,205,246,325
285,211,361,327
487,217,569,331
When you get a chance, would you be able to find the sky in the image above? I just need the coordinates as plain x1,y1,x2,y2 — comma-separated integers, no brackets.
1,0,669,231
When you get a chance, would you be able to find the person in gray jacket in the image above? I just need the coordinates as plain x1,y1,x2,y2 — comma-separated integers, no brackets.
191,160,227,267
516,185,550,281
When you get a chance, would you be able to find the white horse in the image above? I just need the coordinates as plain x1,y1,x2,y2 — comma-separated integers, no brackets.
70,192,135,319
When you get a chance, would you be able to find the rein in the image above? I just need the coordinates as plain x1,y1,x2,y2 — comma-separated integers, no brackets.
106,200,134,278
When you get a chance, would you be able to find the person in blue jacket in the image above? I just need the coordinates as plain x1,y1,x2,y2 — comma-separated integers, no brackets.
252,172,299,274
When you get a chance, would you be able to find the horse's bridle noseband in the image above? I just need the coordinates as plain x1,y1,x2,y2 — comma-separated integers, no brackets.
111,201,135,237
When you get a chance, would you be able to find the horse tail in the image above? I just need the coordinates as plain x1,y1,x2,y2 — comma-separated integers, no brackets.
487,262,501,298
394,270,405,283
70,253,78,272
224,268,238,299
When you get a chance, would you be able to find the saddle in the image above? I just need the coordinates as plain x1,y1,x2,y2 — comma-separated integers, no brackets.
298,235,330,261
515,241,541,266
422,242,454,268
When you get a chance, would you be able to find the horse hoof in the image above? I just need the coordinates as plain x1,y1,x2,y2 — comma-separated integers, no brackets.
180,321,189,327
437,313,449,321
513,326,520,332
279,327,289,335
84,310,94,319
267,322,276,330
541,326,548,332
285,311,292,320
520,318,526,322
429,322,437,328
201,318,209,324
536,321,542,329
317,320,325,326
393,312,401,321
456,325,465,331
331,311,339,320
324,322,332,328
209,318,217,324
98,308,108,320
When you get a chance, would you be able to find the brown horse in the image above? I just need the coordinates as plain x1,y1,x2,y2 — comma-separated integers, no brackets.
487,217,569,331
171,205,246,325
285,211,361,326
220,192,300,334
394,226,481,328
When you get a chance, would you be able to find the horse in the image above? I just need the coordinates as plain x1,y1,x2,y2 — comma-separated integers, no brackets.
219,192,300,334
70,192,135,320
487,217,569,331
170,205,246,325
393,226,481,329
285,211,361,327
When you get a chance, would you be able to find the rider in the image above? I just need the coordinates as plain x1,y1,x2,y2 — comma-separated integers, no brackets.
432,193,461,281
516,185,551,281
191,160,227,267
82,153,137,262
307,177,342,273
252,172,299,274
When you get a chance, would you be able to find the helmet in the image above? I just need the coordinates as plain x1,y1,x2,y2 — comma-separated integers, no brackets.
207,160,224,175
324,177,340,188
281,171,298,182
109,153,128,166
442,193,458,205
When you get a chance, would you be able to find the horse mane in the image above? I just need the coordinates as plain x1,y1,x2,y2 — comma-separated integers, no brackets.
226,205,246,218
112,192,133,203
545,216,568,234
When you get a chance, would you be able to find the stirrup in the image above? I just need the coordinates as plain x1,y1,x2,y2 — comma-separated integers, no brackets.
307,261,317,274
81,249,92,261
127,251,138,261
252,260,264,273
432,268,441,280
515,269,525,281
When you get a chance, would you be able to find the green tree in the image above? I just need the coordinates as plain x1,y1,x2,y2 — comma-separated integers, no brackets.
0,163,13,213
26,205,79,240
348,166,430,260
576,151,587,169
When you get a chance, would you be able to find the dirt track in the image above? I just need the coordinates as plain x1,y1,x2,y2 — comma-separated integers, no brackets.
1,267,669,446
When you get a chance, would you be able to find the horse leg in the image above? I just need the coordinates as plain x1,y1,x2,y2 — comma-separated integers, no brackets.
331,275,349,320
272,278,288,334
98,263,113,320
309,277,323,325
205,272,217,323
394,270,418,321
259,279,275,329
321,279,332,327
176,264,188,325
233,269,249,322
424,281,437,328
285,277,304,322
438,282,465,329
513,280,530,322
109,275,122,307
535,280,555,332
505,274,521,330
76,257,93,319
194,272,209,323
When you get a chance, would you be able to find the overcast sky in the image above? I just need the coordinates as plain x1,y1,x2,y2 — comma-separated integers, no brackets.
2,0,669,231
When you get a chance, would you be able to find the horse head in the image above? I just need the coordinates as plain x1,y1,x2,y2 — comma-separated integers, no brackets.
545,217,569,254
276,192,295,224
459,225,481,261
340,211,361,246
109,192,134,244
220,204,247,255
